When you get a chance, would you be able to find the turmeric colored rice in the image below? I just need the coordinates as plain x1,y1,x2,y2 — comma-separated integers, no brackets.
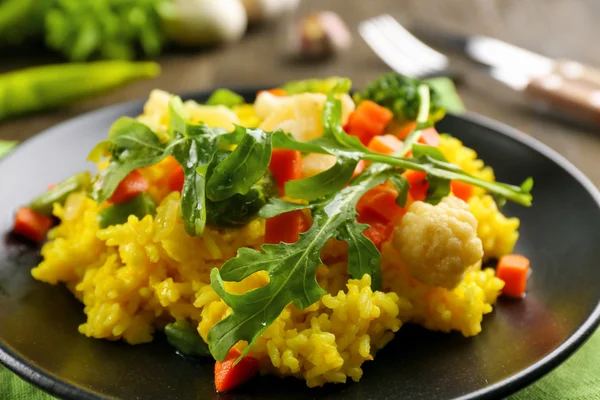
31,90,520,388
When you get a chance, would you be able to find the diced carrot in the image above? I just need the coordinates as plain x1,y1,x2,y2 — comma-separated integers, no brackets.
352,160,366,178
356,185,407,223
451,180,474,202
269,149,303,196
357,213,394,249
109,170,148,204
391,121,417,139
496,254,531,298
13,207,54,243
257,88,287,97
368,134,403,155
404,171,428,202
418,127,440,147
167,164,185,192
344,101,394,145
214,348,260,393
265,210,311,244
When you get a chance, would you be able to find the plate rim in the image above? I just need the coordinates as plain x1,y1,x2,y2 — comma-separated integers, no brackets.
1,88,600,400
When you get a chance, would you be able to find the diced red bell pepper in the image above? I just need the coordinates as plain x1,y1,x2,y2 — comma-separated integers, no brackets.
268,149,303,196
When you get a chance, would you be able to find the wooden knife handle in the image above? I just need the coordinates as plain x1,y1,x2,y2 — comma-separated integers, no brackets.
555,60,600,88
525,73,600,125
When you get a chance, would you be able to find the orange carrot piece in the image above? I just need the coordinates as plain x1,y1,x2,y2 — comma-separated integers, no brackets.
109,169,149,204
418,127,440,147
356,185,407,223
368,134,403,155
357,212,394,249
214,348,260,393
344,101,394,145
13,207,54,243
497,254,531,298
257,88,287,97
268,149,303,196
404,171,428,202
451,180,474,202
352,160,366,178
264,210,311,244
391,121,417,139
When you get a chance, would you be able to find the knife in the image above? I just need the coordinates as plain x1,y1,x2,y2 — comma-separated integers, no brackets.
414,27,600,125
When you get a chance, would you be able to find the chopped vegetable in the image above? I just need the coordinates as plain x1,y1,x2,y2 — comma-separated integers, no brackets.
356,185,407,223
257,88,287,97
97,193,156,228
268,149,303,195
353,73,446,124
389,121,417,140
12,207,54,243
206,89,245,108
160,0,248,47
0,61,160,121
404,171,428,202
264,209,310,244
29,172,92,216
165,320,212,358
368,135,403,155
451,180,474,202
109,170,149,204
358,214,394,250
344,100,394,145
424,77,465,114
418,128,440,147
166,158,185,192
353,160,366,178
282,77,352,95
214,348,260,393
497,254,531,298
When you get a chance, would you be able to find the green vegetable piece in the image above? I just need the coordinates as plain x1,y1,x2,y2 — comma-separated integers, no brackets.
30,171,92,216
206,126,272,202
0,62,160,121
0,140,17,159
424,77,465,114
97,193,156,229
282,77,352,95
206,152,278,227
353,72,446,124
165,320,212,358
388,175,409,207
206,89,245,108
208,166,393,361
258,199,312,219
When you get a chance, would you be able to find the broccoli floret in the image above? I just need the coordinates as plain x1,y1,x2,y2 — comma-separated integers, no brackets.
353,73,446,124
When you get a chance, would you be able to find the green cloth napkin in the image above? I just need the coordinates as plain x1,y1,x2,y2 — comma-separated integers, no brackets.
1,141,598,399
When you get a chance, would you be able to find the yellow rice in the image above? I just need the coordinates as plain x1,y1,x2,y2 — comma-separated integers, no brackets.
31,94,521,388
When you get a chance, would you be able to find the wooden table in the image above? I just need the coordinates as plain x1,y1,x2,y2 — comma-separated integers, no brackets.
2,0,599,183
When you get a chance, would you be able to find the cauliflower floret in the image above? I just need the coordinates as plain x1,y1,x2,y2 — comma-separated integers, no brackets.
392,197,483,289
256,92,355,141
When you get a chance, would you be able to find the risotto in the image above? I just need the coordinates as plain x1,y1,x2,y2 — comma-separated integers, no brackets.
15,73,532,392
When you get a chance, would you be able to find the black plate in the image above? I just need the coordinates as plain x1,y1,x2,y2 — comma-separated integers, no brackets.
1,89,600,400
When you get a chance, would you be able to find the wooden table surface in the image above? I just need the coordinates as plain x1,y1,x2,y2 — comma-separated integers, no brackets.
2,0,600,184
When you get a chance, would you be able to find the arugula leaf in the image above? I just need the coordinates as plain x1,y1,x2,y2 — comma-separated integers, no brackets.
285,157,358,201
208,167,393,361
206,126,272,202
90,117,169,203
282,77,352,95
388,175,409,207
258,199,312,219
0,140,17,159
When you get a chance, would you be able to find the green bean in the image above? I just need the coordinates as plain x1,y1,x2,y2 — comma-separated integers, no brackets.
0,61,160,121
165,320,212,358
30,171,92,216
97,193,156,229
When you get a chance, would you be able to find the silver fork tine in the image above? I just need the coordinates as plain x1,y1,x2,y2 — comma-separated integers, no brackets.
359,21,425,76
359,14,449,78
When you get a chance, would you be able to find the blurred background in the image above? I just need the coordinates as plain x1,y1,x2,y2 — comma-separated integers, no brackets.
1,0,600,182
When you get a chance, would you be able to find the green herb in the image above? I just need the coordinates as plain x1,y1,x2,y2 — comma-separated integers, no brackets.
30,171,92,216
353,72,446,124
206,89,245,108
165,320,212,358
424,77,465,114
282,77,352,95
0,140,17,159
97,192,156,228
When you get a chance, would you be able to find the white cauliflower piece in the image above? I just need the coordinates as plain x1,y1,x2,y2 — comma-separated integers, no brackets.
256,92,355,141
393,197,483,289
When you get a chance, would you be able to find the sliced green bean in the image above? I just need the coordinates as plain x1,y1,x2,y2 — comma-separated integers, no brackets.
30,171,92,216
165,320,212,358
97,193,156,229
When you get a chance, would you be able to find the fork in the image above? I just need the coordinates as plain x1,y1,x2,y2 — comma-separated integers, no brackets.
358,14,450,78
